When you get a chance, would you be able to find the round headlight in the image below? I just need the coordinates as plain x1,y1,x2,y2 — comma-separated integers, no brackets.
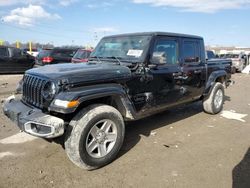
42,81,57,100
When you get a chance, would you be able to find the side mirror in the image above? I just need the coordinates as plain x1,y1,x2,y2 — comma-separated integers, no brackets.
151,52,167,65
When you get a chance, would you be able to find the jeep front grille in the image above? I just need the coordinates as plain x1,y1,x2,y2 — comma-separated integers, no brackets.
22,74,47,109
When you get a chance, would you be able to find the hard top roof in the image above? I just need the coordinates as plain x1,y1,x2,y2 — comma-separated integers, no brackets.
103,32,203,40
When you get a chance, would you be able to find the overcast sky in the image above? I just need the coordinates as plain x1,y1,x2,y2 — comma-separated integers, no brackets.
0,0,250,47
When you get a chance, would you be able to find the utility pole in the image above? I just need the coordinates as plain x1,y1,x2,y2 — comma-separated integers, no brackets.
16,41,20,48
29,41,32,53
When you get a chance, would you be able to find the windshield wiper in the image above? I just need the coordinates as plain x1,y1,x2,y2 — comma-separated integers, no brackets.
89,56,102,63
104,56,122,65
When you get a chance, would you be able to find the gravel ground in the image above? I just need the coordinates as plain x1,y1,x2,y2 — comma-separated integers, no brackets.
0,73,250,188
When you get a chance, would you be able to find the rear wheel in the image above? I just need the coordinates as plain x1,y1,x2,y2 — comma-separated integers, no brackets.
203,82,224,114
65,104,125,170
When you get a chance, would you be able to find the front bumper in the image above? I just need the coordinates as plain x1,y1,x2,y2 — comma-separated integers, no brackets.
3,95,65,138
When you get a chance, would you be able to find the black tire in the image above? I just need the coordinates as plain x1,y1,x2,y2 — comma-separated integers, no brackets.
65,104,125,170
231,66,236,74
203,82,225,114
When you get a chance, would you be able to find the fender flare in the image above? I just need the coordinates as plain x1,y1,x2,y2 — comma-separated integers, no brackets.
203,70,227,97
49,83,136,120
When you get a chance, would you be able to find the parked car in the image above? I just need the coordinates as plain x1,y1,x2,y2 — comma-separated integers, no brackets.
0,46,34,73
71,49,92,63
22,48,39,57
35,47,78,66
221,53,247,72
3,32,232,170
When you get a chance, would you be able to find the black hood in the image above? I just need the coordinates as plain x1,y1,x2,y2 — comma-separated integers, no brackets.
26,63,132,84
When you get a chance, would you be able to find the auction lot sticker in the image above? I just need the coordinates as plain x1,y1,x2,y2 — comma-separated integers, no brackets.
127,49,143,57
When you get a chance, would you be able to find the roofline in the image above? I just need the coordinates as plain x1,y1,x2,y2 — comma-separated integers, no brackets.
0,45,17,49
53,47,79,49
103,32,203,39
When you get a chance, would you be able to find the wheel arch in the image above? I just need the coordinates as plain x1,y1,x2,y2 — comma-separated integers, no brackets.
50,84,136,121
203,70,227,99
75,93,135,120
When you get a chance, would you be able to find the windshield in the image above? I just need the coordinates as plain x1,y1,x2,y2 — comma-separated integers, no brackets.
52,49,77,58
223,54,239,59
37,50,52,57
90,35,152,61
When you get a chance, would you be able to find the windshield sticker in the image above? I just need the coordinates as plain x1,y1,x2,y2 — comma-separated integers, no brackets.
127,49,143,57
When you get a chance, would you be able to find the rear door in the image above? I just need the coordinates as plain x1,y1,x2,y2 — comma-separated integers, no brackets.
0,47,11,73
179,38,206,101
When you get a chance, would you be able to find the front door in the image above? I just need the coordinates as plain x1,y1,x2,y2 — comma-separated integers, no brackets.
127,36,184,112
147,37,184,107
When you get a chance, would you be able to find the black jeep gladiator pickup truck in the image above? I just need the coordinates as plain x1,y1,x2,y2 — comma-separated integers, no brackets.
3,32,232,170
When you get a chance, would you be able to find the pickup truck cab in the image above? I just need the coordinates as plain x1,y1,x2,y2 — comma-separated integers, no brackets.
0,46,34,73
3,32,231,170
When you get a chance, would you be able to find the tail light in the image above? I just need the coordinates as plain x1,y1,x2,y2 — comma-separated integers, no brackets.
42,57,53,63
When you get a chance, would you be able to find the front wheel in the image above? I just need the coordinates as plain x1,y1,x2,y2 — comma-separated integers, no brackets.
203,82,225,114
231,66,236,74
65,104,125,170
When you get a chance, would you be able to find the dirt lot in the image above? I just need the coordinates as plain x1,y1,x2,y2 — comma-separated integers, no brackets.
0,73,250,188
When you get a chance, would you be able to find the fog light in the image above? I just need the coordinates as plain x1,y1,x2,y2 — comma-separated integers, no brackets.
30,123,51,134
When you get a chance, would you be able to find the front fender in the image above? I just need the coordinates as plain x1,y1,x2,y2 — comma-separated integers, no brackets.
48,83,136,120
203,70,227,97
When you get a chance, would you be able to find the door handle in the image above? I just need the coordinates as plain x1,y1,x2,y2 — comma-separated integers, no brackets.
194,70,202,74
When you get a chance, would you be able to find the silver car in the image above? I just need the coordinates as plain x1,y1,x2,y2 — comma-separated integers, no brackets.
222,53,247,72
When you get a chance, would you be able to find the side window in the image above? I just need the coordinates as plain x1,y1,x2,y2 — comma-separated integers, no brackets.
183,41,200,63
152,39,178,65
0,48,8,57
54,50,76,58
